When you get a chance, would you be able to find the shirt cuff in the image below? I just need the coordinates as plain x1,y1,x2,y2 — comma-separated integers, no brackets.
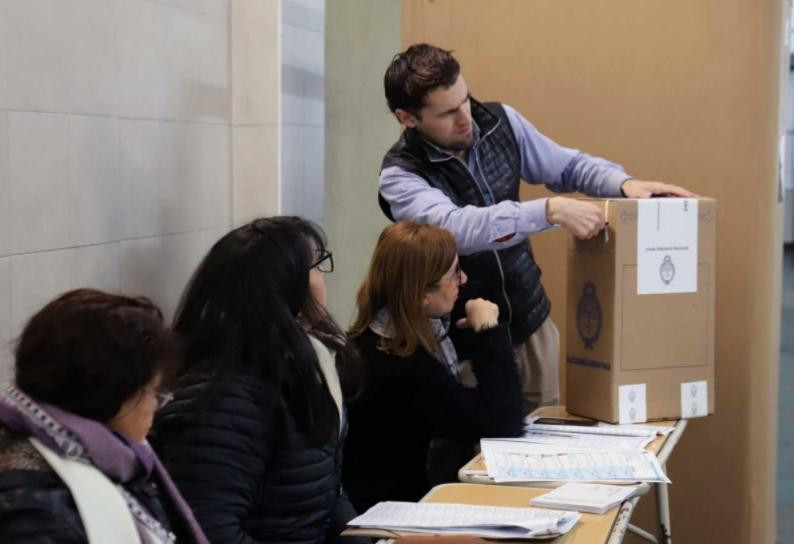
603,171,634,197
520,198,554,233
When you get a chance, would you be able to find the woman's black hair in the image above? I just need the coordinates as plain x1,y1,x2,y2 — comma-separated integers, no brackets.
172,216,359,445
15,289,180,422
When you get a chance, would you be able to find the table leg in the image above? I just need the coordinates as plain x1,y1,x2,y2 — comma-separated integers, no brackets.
655,475,672,544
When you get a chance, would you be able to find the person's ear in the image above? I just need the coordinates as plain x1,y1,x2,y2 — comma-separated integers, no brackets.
395,108,419,129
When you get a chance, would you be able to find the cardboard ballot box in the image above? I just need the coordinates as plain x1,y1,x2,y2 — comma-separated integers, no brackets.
565,197,715,423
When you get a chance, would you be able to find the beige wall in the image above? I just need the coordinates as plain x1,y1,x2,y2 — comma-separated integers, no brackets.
324,0,398,325
403,0,785,542
0,0,283,381
232,0,281,225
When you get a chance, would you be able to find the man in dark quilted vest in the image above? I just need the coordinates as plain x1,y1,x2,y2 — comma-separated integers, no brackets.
379,43,693,410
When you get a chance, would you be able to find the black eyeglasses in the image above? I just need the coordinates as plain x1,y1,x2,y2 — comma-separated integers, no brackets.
311,250,334,273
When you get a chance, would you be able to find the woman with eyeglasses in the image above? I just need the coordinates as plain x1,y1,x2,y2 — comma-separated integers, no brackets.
0,289,208,544
342,222,524,512
151,217,367,544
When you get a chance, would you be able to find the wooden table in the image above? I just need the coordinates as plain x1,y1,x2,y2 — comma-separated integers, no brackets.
345,481,631,543
457,406,688,544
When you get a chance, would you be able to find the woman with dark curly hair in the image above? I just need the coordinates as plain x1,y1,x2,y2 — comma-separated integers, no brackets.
0,289,208,544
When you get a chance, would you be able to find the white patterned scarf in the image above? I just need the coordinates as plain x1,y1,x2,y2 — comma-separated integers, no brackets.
369,308,460,381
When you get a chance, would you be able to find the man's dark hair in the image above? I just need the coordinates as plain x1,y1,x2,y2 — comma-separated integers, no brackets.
384,43,460,116
16,289,181,422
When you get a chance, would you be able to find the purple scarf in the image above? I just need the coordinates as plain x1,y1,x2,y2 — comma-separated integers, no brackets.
0,384,208,544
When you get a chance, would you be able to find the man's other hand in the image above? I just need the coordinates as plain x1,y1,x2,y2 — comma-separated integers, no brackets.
546,197,605,239
620,179,696,198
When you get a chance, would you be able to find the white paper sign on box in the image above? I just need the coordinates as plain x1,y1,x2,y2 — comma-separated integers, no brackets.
636,199,699,295
618,383,647,424
680,380,708,418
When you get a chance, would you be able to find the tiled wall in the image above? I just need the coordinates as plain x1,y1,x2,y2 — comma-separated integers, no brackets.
281,0,324,224
0,0,285,381
0,0,283,381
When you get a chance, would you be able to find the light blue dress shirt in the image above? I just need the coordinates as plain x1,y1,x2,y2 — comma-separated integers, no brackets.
379,104,631,256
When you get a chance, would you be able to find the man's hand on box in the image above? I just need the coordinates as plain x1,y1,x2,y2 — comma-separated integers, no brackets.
620,179,696,198
546,196,606,240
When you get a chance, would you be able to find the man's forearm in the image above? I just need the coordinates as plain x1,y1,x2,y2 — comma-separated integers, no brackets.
380,167,553,255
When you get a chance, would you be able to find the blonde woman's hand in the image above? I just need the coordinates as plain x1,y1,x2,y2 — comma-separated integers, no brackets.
455,298,499,332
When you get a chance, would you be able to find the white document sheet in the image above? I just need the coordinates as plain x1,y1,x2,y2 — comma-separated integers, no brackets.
489,431,654,451
636,198,698,294
348,501,581,539
481,440,671,484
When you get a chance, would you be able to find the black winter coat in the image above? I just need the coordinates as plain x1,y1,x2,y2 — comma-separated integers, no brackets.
342,324,524,512
0,426,181,543
152,366,365,544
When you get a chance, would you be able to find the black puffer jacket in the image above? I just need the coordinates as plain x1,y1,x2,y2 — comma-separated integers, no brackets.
343,324,524,512
0,426,181,543
152,366,364,544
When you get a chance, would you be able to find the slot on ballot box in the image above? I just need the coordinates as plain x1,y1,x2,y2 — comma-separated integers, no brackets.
565,197,716,423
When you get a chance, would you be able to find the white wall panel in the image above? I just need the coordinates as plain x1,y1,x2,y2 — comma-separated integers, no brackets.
10,250,72,341
8,112,70,253
0,258,11,384
0,112,9,257
118,236,166,308
69,116,123,246
70,244,121,293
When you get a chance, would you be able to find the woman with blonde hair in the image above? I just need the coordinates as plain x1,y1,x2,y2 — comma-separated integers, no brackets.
343,222,524,512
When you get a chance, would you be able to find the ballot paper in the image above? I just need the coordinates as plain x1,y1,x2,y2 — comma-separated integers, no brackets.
481,440,671,484
347,501,581,539
530,483,640,515
489,430,654,451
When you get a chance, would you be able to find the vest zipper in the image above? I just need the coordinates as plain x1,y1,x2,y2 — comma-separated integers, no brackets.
449,124,515,330
471,139,514,330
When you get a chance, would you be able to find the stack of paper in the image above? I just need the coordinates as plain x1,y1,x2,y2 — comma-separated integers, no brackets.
480,439,670,484
491,430,654,451
596,421,675,436
530,483,639,514
526,417,673,438
347,501,581,539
